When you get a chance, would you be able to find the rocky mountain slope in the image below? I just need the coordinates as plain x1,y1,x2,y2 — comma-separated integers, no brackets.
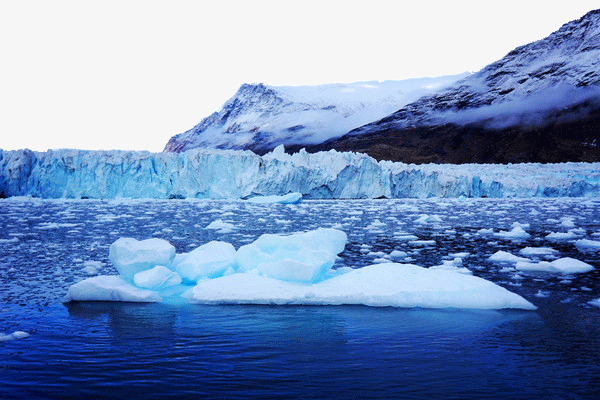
163,75,468,154
310,9,600,163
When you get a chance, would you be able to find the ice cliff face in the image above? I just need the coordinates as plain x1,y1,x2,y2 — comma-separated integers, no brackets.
1,147,599,199
163,74,469,154
348,9,600,135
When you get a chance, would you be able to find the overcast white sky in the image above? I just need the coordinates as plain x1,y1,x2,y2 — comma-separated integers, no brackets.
1,1,598,152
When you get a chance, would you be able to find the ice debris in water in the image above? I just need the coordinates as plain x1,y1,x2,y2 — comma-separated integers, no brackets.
414,214,442,224
575,239,600,251
588,298,600,308
494,226,530,239
519,247,559,257
205,219,236,233
0,331,30,342
515,257,594,274
246,192,303,204
63,228,536,310
489,251,531,263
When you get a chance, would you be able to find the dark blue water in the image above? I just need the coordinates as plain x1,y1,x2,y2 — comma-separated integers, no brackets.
1,198,600,399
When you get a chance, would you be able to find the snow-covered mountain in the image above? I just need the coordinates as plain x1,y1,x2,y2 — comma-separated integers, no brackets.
163,74,469,153
1,147,599,199
315,9,600,163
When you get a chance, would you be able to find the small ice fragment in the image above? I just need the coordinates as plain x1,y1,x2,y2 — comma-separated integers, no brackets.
389,250,407,259
246,193,303,204
0,331,30,342
519,247,558,256
205,219,236,233
494,227,530,240
414,214,442,224
574,239,600,251
546,231,577,240
408,240,436,247
489,251,530,263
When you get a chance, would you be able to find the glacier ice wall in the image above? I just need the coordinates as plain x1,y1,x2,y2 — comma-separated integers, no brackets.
0,146,599,199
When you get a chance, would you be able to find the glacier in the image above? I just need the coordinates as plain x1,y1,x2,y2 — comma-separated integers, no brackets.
1,146,599,199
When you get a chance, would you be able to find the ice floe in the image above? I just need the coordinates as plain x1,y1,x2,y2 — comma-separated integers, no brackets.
515,257,594,274
0,331,30,342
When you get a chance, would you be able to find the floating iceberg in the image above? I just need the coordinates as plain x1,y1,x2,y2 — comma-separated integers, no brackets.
1,148,599,199
62,228,535,310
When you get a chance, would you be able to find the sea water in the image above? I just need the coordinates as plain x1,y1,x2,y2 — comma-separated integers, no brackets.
1,198,599,399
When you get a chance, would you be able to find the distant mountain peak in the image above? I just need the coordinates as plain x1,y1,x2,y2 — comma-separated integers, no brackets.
163,74,469,153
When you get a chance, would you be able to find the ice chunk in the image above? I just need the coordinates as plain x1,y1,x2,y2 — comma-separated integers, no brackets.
108,238,176,281
205,219,236,233
414,214,442,224
549,257,594,273
236,228,347,283
494,226,530,239
516,257,594,274
575,239,600,250
0,331,30,342
246,193,302,204
429,259,472,275
546,231,577,240
173,241,237,282
588,298,600,308
519,247,558,256
63,275,161,302
389,250,407,259
489,251,530,263
189,263,536,310
133,265,182,290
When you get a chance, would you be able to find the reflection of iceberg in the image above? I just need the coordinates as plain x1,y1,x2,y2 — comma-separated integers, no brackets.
1,147,599,199
63,229,536,310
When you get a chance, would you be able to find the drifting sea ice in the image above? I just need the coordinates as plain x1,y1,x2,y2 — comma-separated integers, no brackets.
246,192,303,204
0,331,30,342
515,258,594,274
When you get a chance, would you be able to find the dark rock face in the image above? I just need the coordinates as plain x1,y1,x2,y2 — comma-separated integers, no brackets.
305,100,600,163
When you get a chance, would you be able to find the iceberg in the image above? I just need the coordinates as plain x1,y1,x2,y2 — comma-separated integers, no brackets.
1,148,599,199
62,228,536,310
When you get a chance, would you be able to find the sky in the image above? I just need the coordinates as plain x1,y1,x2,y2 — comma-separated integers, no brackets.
1,0,598,152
